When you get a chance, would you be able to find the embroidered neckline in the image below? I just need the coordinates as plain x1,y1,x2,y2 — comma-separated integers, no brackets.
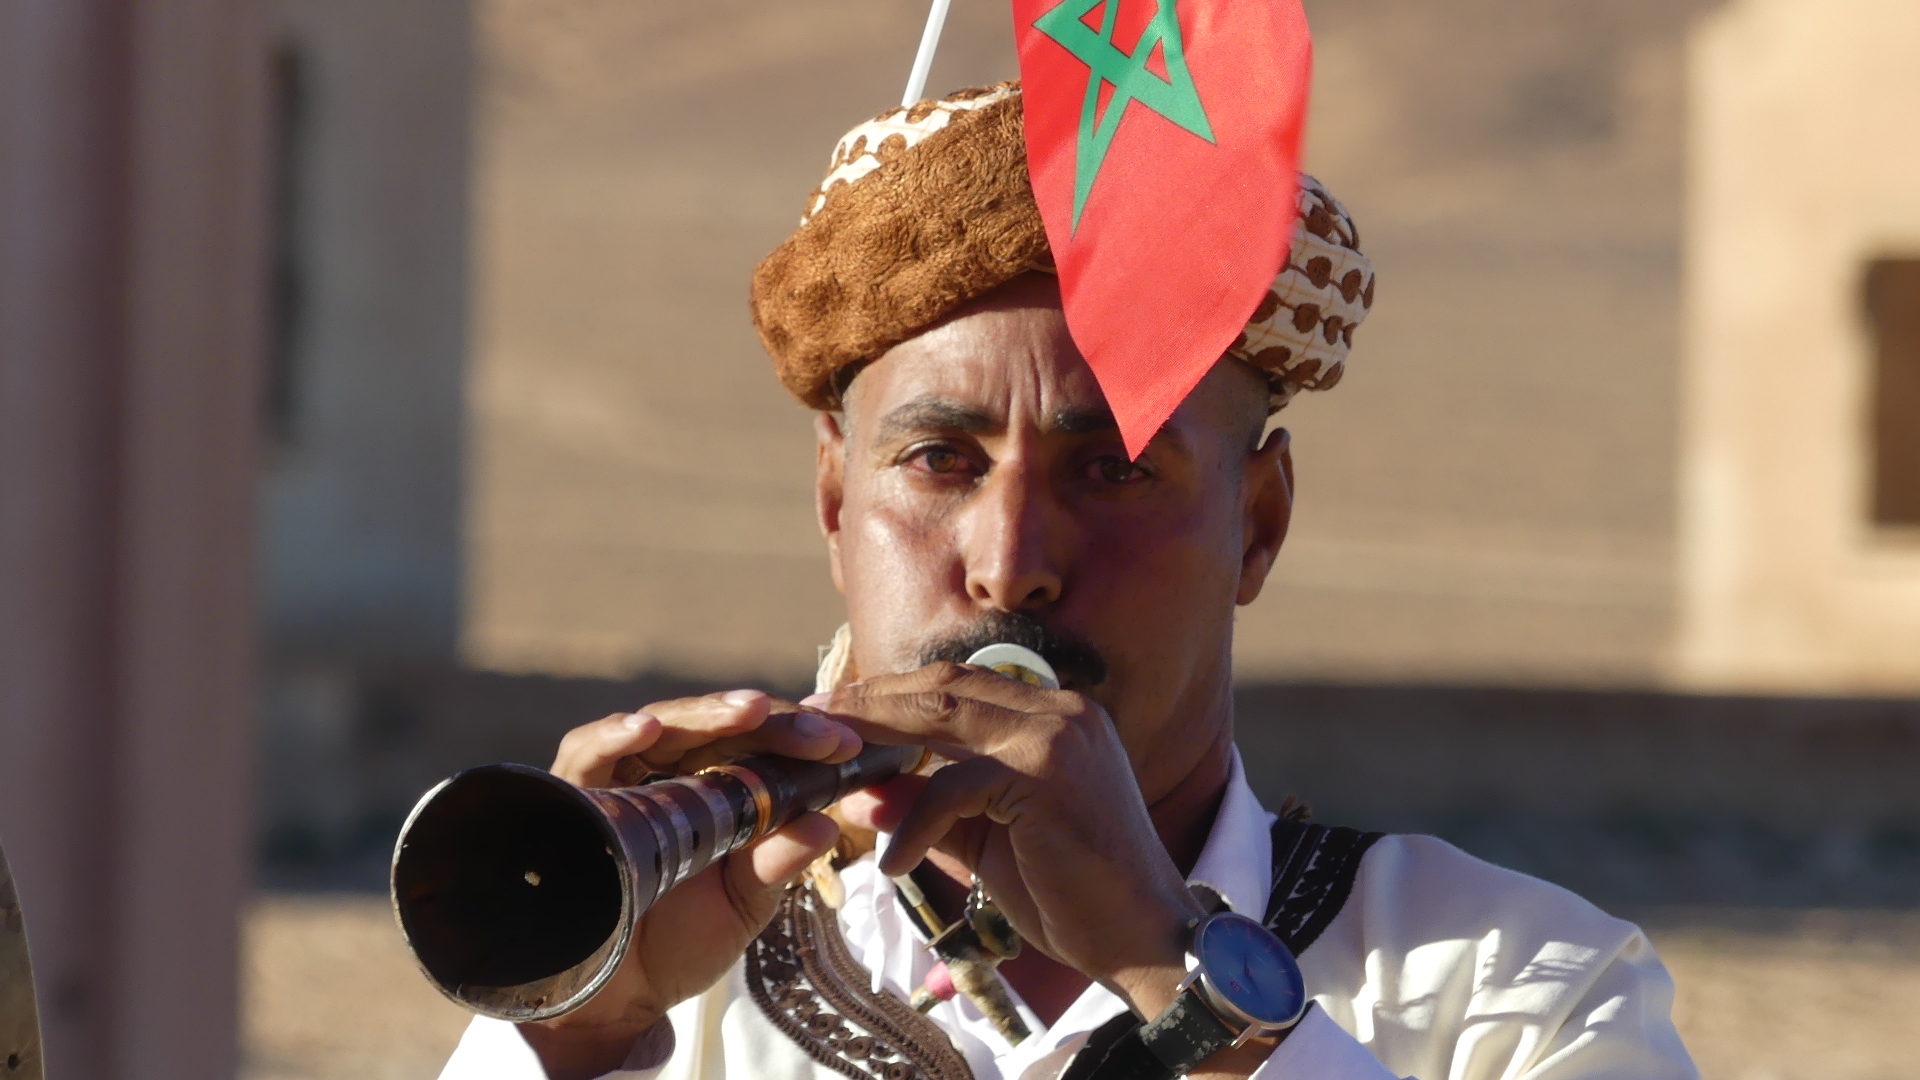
747,884,976,1080
747,822,1383,1079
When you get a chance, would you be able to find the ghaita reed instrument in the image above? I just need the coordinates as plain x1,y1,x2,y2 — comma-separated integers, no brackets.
389,643,1058,1022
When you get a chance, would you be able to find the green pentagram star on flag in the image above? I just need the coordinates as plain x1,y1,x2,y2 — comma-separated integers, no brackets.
1031,0,1215,229
1016,0,1313,456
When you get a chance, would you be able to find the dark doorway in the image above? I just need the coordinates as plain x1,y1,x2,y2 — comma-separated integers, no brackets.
1866,258,1920,525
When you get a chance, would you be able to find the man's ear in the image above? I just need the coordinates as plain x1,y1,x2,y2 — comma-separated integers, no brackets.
815,411,849,595
1236,427,1292,606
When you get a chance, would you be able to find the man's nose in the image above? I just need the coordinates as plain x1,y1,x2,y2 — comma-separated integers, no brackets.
960,460,1067,611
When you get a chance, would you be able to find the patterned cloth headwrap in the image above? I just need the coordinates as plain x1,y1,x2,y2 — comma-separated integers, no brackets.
750,82,1374,412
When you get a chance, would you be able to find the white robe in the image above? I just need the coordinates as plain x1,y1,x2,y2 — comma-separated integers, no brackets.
438,751,1698,1080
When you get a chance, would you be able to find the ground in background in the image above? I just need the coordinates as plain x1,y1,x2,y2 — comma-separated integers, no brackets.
241,894,1920,1080
242,895,471,1080
1648,907,1920,1080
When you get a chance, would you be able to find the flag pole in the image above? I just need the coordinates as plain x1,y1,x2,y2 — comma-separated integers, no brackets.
901,0,953,106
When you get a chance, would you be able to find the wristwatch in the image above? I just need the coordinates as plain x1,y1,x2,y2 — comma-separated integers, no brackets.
1081,911,1307,1080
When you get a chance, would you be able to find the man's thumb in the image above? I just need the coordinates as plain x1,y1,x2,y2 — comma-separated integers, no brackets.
725,811,840,922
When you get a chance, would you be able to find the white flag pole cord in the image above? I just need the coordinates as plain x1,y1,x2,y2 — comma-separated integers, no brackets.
902,0,954,106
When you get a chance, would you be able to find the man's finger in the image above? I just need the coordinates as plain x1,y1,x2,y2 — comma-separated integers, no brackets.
878,757,1012,876
834,662,1075,714
553,712,665,788
724,812,840,928
632,690,776,766
673,708,863,772
810,687,1034,756
836,773,929,835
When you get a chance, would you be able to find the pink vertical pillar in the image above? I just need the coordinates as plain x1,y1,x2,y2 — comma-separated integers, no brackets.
0,1,266,1077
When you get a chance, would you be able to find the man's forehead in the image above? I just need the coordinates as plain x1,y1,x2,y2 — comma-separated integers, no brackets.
849,328,1117,436
846,301,1111,428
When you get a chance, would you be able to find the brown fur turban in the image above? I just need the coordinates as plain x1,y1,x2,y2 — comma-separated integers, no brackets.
750,82,1374,412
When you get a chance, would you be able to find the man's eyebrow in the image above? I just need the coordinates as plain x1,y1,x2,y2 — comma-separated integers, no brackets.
1050,404,1196,461
868,398,1192,457
1048,406,1118,436
872,398,998,441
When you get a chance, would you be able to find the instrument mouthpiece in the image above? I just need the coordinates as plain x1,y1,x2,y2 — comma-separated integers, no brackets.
963,643,1059,690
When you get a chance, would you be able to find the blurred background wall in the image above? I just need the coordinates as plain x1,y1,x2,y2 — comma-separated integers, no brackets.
457,0,1696,687
1678,0,1920,694
254,0,474,874
255,0,1920,905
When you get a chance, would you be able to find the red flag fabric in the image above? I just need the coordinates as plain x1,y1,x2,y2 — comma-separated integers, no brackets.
1014,0,1313,457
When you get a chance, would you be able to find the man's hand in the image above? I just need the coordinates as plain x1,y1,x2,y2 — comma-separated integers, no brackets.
518,690,861,1080
826,664,1206,1019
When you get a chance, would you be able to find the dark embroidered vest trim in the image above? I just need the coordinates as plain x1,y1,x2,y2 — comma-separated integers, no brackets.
747,822,1384,1079
1263,819,1384,956
746,884,974,1080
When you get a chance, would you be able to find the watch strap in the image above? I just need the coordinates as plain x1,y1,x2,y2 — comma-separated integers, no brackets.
1140,984,1237,1072
1073,984,1236,1080
1070,1024,1166,1080
1059,1012,1145,1080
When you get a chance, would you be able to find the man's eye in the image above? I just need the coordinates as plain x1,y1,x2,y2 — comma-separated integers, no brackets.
1093,456,1146,485
907,445,979,476
922,448,962,474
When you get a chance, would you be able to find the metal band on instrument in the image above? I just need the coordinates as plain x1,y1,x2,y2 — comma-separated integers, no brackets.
639,786,700,888
607,788,681,907
688,773,744,851
836,757,863,797
701,764,776,840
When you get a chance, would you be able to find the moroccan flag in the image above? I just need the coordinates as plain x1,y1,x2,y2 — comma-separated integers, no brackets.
1014,0,1313,456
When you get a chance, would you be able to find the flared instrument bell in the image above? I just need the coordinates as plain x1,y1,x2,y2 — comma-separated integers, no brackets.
391,764,653,1021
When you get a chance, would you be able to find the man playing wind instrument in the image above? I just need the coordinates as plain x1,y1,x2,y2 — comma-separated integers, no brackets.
438,8,1699,1079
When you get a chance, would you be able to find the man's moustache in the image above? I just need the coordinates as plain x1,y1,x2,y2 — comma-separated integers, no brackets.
916,611,1108,689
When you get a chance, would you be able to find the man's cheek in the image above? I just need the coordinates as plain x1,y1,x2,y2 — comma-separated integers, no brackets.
845,505,961,663
854,500,958,591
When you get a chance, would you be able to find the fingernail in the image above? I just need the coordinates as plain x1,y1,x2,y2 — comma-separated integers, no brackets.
800,692,832,708
623,712,655,730
878,839,915,877
793,711,835,739
722,689,765,707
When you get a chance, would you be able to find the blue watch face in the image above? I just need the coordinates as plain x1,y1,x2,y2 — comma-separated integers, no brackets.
1194,912,1305,1026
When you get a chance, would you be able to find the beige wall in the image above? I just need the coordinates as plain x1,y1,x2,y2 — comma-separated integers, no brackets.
1676,0,1920,692
463,1,1711,686
1239,0,1712,685
463,0,1013,682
